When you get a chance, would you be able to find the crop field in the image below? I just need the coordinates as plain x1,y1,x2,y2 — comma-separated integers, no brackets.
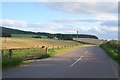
73,38,104,45
1,38,80,49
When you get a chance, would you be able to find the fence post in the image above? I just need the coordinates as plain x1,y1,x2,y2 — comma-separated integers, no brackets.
45,47,48,54
20,49,22,54
33,47,35,54
9,49,12,58
28,48,29,54
1,50,3,57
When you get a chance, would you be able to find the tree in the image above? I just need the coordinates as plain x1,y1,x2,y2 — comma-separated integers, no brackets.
47,34,53,39
2,32,11,37
32,35,41,38
56,34,73,40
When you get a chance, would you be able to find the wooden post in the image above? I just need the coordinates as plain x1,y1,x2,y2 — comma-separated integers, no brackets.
1,50,3,57
28,48,29,54
45,47,48,54
1,50,3,54
9,49,12,58
34,47,36,54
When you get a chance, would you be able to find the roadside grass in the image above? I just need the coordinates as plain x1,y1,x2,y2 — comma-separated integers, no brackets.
2,58,23,69
2,44,86,69
100,40,120,64
2,48,45,58
2,48,46,69
48,45,84,57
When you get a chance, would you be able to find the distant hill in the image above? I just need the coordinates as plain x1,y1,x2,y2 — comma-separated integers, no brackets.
0,27,50,37
66,34,98,39
0,26,98,39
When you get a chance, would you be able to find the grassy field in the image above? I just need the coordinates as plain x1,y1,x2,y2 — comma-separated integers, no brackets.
100,40,120,63
11,34,48,39
1,38,84,69
11,34,37,38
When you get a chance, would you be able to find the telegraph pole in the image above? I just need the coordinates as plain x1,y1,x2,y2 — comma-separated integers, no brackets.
77,30,78,38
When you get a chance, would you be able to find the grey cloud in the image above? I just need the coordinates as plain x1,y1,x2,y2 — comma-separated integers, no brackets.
44,2,117,15
0,19,28,27
53,18,103,24
101,20,118,26
1,19,118,39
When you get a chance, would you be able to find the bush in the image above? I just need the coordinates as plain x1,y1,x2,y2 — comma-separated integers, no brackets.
56,34,73,40
2,32,11,37
39,54,50,59
100,40,119,63
2,58,22,69
32,35,41,38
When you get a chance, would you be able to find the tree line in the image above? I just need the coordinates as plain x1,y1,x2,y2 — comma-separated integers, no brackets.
1,26,98,40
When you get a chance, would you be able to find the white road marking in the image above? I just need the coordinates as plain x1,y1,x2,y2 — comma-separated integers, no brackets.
85,50,88,54
69,50,88,68
69,56,83,68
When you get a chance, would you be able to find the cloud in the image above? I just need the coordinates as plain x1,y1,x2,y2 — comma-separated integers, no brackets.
52,18,104,24
1,19,118,32
0,19,28,27
0,19,118,39
107,27,118,31
42,23,64,33
101,20,118,26
29,22,118,34
44,2,118,15
1,0,119,2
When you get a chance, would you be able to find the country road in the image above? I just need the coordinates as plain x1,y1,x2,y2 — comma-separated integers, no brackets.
2,45,118,78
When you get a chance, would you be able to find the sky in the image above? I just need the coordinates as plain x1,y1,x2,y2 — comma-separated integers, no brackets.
0,0,119,40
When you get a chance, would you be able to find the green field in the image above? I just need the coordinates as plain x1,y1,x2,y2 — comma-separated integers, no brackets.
11,34,37,38
40,36,48,39
11,34,47,38
100,40,120,63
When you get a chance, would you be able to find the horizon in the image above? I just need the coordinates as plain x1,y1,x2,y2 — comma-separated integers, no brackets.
1,26,98,35
0,1,118,40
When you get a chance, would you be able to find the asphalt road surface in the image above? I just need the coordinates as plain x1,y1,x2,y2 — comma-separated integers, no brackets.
2,45,118,78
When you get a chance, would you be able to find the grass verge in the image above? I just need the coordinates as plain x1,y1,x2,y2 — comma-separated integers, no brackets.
2,58,23,69
100,40,119,64
48,45,85,57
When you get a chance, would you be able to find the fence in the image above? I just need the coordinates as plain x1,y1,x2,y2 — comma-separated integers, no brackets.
1,45,76,60
1,46,49,60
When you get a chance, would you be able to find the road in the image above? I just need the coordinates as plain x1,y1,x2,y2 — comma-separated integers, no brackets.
2,45,118,78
